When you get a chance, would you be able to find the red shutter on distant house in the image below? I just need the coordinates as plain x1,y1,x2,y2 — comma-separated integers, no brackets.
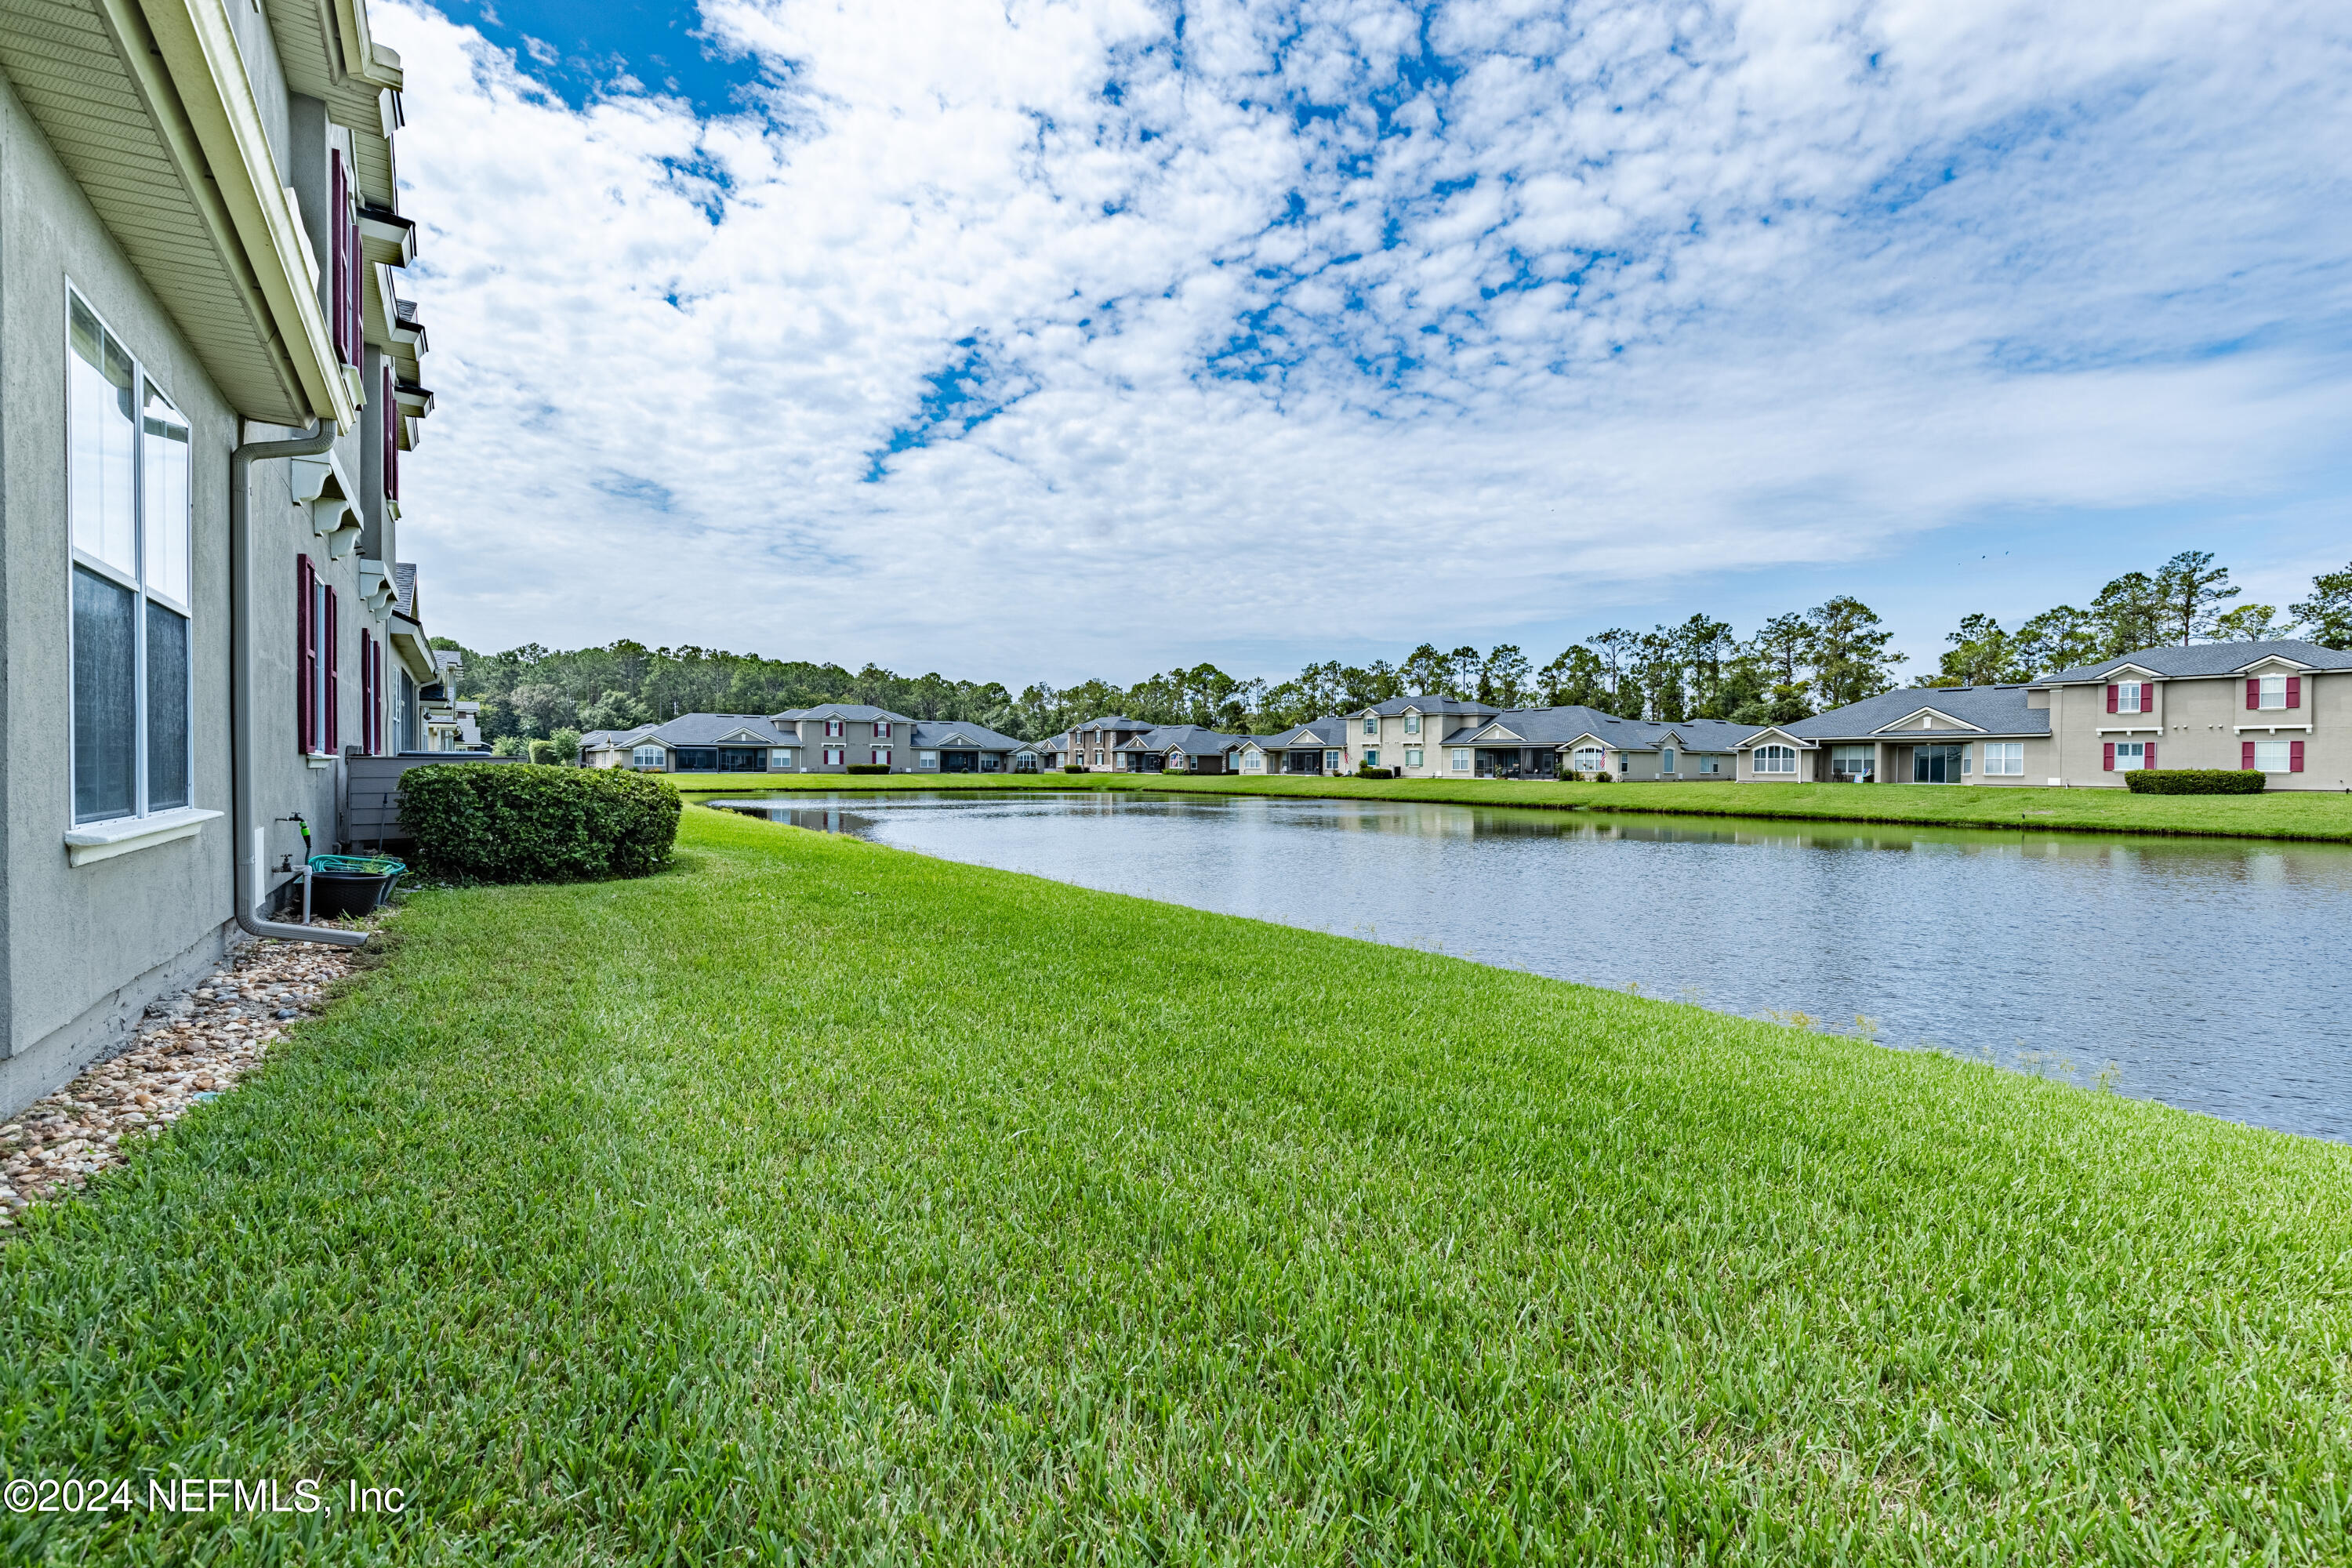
297,556,316,754
2103,742,2115,771
2106,684,2118,713
2242,740,2256,770
2145,742,2157,769
324,586,339,754
2292,740,2306,772
2287,676,2301,709
2247,678,2260,710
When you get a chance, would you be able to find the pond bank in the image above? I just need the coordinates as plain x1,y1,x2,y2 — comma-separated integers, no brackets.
666,769,2352,843
2,807,2347,1559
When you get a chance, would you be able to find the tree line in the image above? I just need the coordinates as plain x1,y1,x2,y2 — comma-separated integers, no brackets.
436,554,2352,751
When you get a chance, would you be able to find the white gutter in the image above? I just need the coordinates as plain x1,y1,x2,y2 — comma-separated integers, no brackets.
231,423,368,948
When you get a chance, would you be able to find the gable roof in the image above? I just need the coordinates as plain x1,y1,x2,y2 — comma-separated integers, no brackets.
1780,685,2046,741
643,713,796,747
1358,695,1498,718
1260,717,1348,747
2035,639,2352,684
775,703,916,724
909,720,1026,750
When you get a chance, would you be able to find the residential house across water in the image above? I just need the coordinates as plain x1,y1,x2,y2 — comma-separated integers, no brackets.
582,710,1040,775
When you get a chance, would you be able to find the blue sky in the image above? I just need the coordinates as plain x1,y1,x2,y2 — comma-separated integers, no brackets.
385,0,2352,684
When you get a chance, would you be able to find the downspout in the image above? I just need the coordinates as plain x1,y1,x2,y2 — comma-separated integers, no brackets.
231,422,368,948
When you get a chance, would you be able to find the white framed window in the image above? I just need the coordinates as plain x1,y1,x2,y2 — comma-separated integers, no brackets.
1362,715,1378,735
769,748,793,768
1404,747,1423,768
1242,750,1263,772
2113,741,2147,771
1755,744,1797,775
1573,746,1606,773
871,749,891,768
1403,713,1421,735
2257,675,2288,710
1363,749,1378,767
1450,748,1471,772
2252,739,2292,772
822,746,844,767
1660,748,1676,774
2118,680,2144,713
824,717,843,738
632,744,664,769
69,289,194,826
1700,756,1720,775
1323,750,1341,771
918,750,938,770
1984,742,2024,775
1094,750,1105,766
875,720,892,739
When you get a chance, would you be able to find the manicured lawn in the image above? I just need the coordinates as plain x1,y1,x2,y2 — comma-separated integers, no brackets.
5,806,2350,1561
666,770,2352,842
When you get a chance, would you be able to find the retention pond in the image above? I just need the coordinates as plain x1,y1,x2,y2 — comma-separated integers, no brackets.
708,790,2352,1141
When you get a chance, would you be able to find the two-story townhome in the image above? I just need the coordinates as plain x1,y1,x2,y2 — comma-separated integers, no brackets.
771,704,917,771
1063,715,1160,771
2027,639,2352,788
1,0,441,1115
1731,640,2352,788
1339,696,1498,776
1733,685,2049,783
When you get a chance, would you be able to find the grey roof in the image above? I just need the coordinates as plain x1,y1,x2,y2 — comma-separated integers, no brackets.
1252,717,1348,749
2036,638,2352,684
391,562,418,617
1356,694,1498,718
622,713,797,748
1069,714,1152,733
909,720,1028,750
771,703,916,724
1778,686,2048,742
1431,706,1762,752
579,724,662,748
1133,724,1244,756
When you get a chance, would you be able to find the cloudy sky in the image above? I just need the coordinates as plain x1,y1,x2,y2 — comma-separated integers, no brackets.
384,0,2352,684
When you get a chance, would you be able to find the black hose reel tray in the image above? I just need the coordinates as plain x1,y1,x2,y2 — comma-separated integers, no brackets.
307,854,406,918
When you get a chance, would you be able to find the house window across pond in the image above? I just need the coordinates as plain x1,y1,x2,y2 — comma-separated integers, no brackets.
822,747,844,767
769,748,794,769
1983,742,2024,775
1700,756,1721,775
870,749,891,768
631,744,663,769
1754,744,1797,775
1573,746,1606,773
918,750,939,770
1363,749,1378,767
1660,748,1676,775
1829,745,1874,782
1450,748,1471,772
69,289,193,826
1404,713,1421,735
1404,748,1423,768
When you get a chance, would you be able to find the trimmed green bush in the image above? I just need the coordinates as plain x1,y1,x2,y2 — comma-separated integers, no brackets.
1356,766,1395,779
2126,768,2265,795
398,763,681,882
844,764,891,775
1063,765,1087,774
1592,771,1614,782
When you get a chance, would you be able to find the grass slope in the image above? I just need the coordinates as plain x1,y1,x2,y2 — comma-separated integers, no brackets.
665,771,2352,843
5,807,2350,1563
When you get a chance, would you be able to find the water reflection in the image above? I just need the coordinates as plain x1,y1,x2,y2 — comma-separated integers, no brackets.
705,791,2352,1140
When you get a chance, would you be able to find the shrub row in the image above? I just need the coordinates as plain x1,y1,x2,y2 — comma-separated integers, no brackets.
398,763,681,882
844,764,891,775
2126,768,2266,795
1356,767,1395,779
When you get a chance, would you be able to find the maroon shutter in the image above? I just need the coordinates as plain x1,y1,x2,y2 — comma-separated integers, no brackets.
2246,678,2259,710
329,151,347,365
2286,675,2301,710
2103,742,2115,771
2145,742,2156,770
324,586,339,754
2106,684,2118,713
297,556,315,754
348,205,362,362
2242,740,2256,770
2292,740,2305,772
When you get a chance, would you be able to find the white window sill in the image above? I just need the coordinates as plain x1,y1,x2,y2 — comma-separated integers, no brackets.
2234,722,2311,732
65,806,222,867
2095,724,2161,734
307,753,334,769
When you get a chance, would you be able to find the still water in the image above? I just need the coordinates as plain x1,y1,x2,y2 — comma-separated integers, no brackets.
708,791,2352,1141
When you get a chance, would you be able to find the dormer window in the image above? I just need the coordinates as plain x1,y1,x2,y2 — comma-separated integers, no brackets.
1362,715,1377,735
2107,680,2147,715
824,717,843,738
875,720,892,739
1403,713,1421,735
